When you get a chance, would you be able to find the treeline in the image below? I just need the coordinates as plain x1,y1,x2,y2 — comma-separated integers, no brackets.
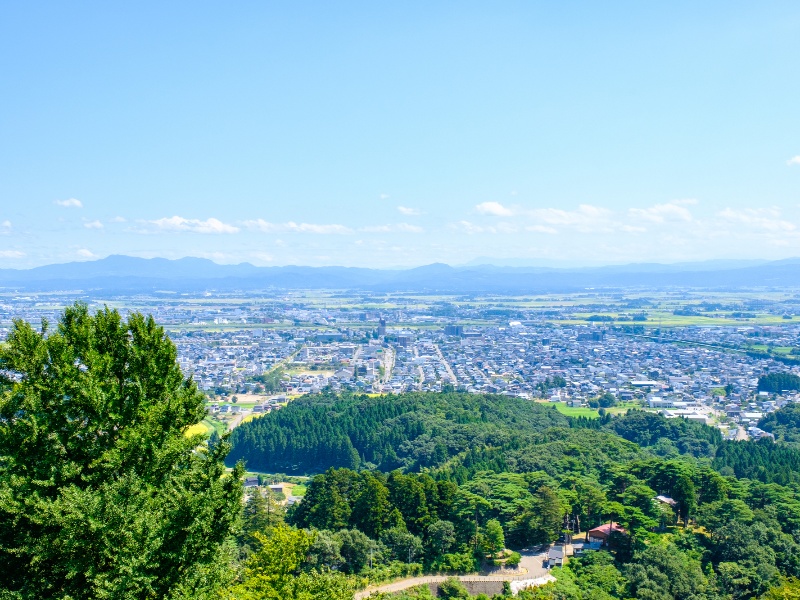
758,402,800,445
229,393,800,486
757,372,800,392
283,453,800,599
226,392,568,473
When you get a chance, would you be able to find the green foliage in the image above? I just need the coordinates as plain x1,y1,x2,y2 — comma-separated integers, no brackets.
427,520,457,557
239,490,286,555
0,303,243,599
228,524,354,600
250,368,285,392
483,519,505,555
227,392,569,473
431,552,480,574
759,403,800,445
381,527,423,563
438,577,470,599
761,578,800,599
235,392,800,599
626,541,711,599
606,409,721,458
757,373,800,393
713,438,800,484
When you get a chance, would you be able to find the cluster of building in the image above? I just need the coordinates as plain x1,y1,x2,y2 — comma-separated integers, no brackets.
1,292,799,440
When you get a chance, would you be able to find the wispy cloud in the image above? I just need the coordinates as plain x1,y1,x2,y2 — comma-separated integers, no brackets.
361,223,424,233
54,198,83,208
787,156,800,166
451,220,519,234
452,220,485,234
397,206,423,216
475,201,514,216
146,216,240,234
76,248,95,258
110,216,127,223
0,249,25,258
526,204,613,233
629,199,696,223
1,220,10,234
244,219,351,234
84,220,104,229
380,193,390,200
718,207,795,232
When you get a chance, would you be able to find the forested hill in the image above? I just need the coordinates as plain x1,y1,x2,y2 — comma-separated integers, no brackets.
758,402,800,445
226,392,569,473
227,392,800,485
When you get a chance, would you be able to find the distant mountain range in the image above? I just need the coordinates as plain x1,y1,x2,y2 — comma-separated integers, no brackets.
1,255,799,293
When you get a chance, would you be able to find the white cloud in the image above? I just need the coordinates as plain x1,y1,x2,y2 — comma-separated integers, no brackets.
451,220,520,234
787,156,800,166
452,220,485,234
629,200,696,223
717,207,795,231
0,249,25,258
244,219,352,234
475,201,514,216
380,193,390,200
527,204,613,232
1,220,10,228
397,206,423,216
54,198,83,208
110,216,127,223
361,223,424,233
84,220,104,229
76,248,95,258
148,216,240,234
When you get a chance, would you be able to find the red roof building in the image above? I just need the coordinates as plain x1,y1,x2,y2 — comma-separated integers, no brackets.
587,522,627,544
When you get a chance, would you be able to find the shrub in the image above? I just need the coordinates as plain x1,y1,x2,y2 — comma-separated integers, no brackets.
439,577,470,599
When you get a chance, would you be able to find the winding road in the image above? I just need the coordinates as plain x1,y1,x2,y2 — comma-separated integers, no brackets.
354,548,551,598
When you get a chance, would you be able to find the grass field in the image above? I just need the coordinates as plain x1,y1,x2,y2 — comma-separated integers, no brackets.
545,402,600,419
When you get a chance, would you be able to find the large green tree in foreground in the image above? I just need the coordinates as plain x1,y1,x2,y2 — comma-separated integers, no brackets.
0,303,243,599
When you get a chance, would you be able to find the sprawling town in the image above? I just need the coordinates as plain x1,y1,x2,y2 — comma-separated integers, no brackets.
2,290,799,443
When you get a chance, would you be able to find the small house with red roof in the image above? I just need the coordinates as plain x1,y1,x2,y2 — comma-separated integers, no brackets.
587,522,626,545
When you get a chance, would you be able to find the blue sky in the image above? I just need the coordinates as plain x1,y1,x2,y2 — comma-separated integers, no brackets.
1,1,799,268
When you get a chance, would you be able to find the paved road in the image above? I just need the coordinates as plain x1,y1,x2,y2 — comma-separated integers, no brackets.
354,548,550,598
382,346,395,383
434,344,457,384
228,412,246,430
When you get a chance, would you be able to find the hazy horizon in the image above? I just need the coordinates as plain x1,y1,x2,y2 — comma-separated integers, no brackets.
0,252,790,272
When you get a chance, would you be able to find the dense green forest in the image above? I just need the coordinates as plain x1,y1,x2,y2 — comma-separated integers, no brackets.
6,305,800,599
757,372,800,393
227,392,800,599
758,402,800,445
226,392,569,473
228,392,800,485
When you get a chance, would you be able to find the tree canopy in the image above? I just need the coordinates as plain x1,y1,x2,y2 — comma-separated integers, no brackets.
0,303,243,599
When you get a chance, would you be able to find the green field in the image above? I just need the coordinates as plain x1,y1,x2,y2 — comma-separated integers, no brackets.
548,402,600,419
